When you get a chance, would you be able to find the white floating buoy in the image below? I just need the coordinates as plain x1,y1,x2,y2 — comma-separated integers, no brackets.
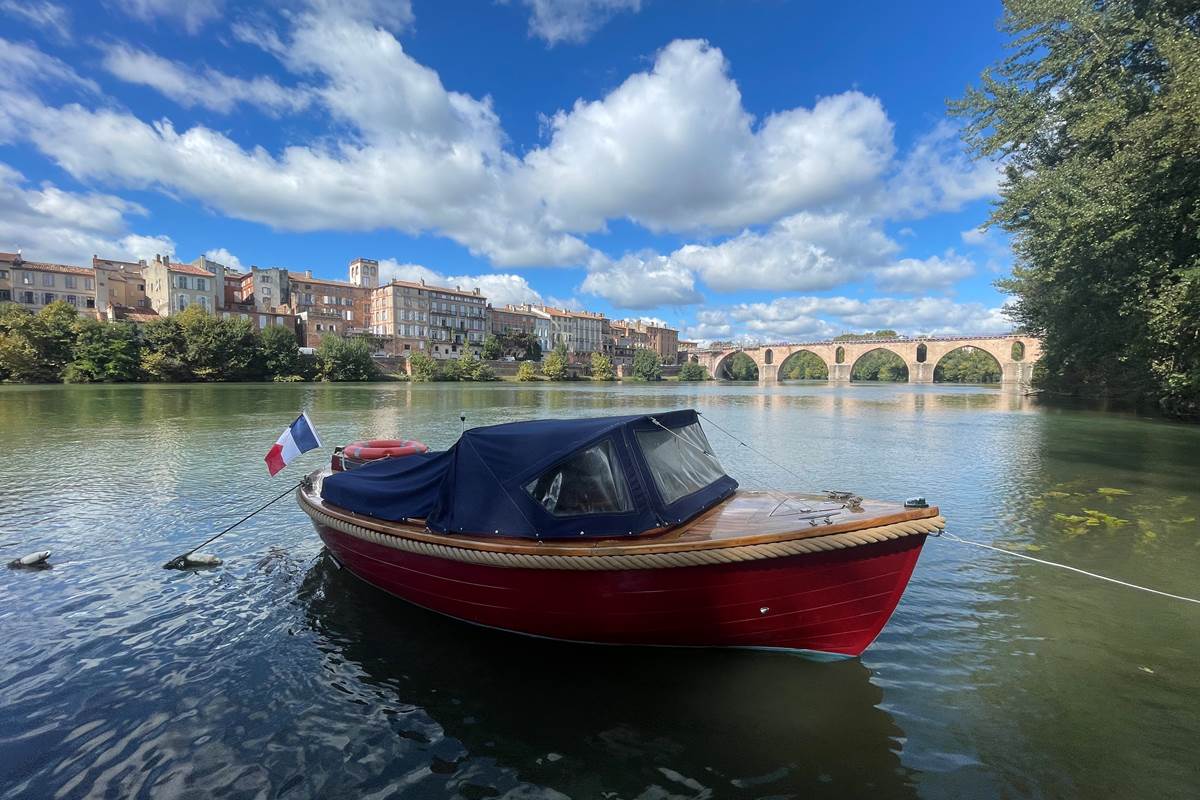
9,550,51,568
184,553,223,567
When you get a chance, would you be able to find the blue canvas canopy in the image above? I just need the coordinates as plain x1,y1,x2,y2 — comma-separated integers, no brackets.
320,409,738,540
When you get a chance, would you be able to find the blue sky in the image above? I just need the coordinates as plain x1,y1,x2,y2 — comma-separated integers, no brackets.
0,0,1014,341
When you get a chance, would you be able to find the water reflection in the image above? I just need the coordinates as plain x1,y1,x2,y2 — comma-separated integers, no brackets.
299,555,917,799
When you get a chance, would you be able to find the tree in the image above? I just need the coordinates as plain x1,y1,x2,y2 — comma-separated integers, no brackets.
317,334,378,381
678,361,708,381
834,329,899,342
409,351,438,382
850,350,908,382
953,0,1200,415
631,349,663,381
591,352,615,380
65,319,140,383
139,317,190,382
723,352,758,381
542,343,569,381
782,352,829,380
260,324,300,379
481,334,503,360
516,361,538,381
934,348,1001,383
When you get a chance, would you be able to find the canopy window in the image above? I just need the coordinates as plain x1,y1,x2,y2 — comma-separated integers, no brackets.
636,422,728,504
525,440,632,516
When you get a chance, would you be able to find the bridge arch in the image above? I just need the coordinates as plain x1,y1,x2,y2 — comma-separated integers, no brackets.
932,345,1002,384
713,350,760,381
777,349,830,380
849,347,909,382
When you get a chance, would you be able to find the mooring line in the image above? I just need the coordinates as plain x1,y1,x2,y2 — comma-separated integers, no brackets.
938,532,1200,605
163,481,302,569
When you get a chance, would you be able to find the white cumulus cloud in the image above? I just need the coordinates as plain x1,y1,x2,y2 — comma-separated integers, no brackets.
378,259,543,308
0,162,174,265
102,46,312,115
874,250,976,293
518,0,640,45
581,252,703,309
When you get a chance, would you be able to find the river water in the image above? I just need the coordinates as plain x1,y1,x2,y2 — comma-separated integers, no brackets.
0,382,1197,799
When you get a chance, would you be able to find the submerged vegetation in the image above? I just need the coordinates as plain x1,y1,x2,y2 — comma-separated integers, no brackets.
954,0,1200,417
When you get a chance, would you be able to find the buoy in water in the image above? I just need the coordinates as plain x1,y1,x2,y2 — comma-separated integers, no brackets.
183,553,222,567
9,550,51,568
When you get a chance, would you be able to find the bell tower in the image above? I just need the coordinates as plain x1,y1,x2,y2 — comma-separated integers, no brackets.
349,257,379,288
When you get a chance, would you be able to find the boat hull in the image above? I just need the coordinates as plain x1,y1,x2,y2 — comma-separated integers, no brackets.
312,521,926,657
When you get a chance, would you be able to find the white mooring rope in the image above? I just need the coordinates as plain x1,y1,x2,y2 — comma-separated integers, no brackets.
938,532,1200,606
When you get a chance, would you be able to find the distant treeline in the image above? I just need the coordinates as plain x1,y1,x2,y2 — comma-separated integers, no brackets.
0,301,379,383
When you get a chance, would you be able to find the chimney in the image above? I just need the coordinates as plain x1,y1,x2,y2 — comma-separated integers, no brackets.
305,270,313,278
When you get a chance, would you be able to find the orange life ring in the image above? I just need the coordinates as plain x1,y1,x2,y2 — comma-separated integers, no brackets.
344,439,429,461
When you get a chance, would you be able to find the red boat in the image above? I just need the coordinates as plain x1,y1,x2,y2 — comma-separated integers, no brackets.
297,410,943,658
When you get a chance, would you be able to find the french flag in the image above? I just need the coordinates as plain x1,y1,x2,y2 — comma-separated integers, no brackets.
265,413,322,477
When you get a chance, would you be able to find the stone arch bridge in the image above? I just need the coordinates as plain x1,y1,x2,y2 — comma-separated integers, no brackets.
695,334,1042,386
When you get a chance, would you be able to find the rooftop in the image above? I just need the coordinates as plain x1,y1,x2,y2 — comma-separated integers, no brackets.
165,262,217,277
7,260,95,276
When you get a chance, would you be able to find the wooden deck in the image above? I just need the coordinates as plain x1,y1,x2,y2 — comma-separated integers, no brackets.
300,472,941,558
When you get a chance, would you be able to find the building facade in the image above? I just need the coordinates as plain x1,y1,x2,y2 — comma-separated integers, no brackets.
426,284,487,359
1,252,99,315
288,270,369,330
488,305,539,337
144,255,219,316
367,279,431,355
610,319,680,364
93,256,149,314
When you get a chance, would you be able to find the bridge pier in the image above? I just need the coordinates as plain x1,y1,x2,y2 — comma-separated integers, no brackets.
758,364,778,384
910,362,934,384
830,364,851,383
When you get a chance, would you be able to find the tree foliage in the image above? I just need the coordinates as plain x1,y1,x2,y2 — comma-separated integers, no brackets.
0,304,378,384
542,343,569,381
953,0,1200,415
408,352,438,382
934,348,1001,383
851,349,908,382
721,352,758,381
631,349,663,381
484,331,541,360
591,352,615,380
834,329,899,342
317,334,379,381
516,361,539,381
678,361,708,381
782,351,829,380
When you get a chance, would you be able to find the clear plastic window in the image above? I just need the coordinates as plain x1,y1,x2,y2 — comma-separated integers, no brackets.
636,423,727,504
525,440,632,516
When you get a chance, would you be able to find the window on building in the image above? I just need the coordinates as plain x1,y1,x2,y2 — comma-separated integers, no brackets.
43,292,54,305
196,278,207,291
178,295,189,311
86,298,95,309
0,269,7,279
0,289,10,301
65,276,77,289
22,291,34,304
42,273,54,287
22,272,33,285
66,295,77,306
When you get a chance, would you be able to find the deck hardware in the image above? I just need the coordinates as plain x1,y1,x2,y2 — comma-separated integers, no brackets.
759,606,769,614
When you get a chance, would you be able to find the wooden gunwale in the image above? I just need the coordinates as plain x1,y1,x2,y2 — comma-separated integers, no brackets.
298,477,941,558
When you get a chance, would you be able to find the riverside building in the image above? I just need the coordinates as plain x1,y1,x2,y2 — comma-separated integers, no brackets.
1,251,99,315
